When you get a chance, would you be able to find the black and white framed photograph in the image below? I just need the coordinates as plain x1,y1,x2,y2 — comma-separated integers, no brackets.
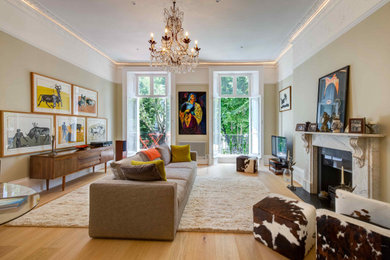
279,86,291,112
349,118,365,134
86,117,107,144
1,111,54,157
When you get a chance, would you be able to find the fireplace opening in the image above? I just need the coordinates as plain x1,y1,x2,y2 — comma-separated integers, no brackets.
318,147,352,206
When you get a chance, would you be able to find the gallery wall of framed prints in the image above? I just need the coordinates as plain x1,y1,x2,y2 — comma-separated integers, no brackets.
0,72,108,157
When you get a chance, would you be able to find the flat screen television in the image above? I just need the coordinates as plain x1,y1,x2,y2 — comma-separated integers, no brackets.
271,135,287,161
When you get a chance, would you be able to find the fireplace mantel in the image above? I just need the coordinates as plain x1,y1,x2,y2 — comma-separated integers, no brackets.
296,131,384,199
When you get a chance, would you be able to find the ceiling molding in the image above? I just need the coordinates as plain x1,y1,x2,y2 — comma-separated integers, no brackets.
15,0,327,69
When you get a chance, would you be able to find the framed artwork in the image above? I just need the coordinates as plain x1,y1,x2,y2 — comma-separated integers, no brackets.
1,111,54,157
279,86,291,112
55,116,86,149
349,118,365,134
31,73,72,114
178,92,206,135
308,123,319,132
86,117,107,144
295,123,306,131
316,66,350,132
73,85,98,117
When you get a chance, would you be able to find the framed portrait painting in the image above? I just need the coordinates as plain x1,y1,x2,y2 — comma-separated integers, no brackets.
55,116,86,149
86,117,107,144
178,92,206,135
316,66,350,132
1,111,54,157
31,73,72,114
73,85,98,117
279,86,291,112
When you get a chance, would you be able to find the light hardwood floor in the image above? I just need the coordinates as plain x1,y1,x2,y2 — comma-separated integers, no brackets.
0,164,316,260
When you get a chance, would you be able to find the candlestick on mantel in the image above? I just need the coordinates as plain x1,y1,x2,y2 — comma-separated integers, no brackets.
341,166,345,185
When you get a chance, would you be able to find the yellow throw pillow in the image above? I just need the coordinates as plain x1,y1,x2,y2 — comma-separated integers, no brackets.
171,144,191,163
131,160,166,181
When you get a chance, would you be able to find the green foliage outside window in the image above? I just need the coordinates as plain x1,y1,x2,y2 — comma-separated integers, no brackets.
220,98,249,154
139,97,168,148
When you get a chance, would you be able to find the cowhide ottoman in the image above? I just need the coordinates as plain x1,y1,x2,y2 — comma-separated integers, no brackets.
253,193,316,260
236,156,258,173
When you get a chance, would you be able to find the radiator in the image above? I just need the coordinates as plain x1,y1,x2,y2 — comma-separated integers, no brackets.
178,141,208,163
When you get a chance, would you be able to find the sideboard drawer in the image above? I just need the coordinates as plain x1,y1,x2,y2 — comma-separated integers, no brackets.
53,157,78,178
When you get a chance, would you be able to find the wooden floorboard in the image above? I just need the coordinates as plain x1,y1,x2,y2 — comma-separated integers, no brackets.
0,164,315,260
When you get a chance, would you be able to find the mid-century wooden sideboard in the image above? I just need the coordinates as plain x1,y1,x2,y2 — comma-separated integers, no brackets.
30,146,114,191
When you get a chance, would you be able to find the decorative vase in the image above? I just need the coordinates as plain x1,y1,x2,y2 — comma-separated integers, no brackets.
283,168,291,183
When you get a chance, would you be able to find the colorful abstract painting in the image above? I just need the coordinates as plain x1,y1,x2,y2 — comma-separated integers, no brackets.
178,92,206,135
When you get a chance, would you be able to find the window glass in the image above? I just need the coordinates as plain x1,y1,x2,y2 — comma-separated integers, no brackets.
221,76,233,95
220,97,250,154
138,76,150,95
237,76,249,95
153,76,166,95
139,97,168,149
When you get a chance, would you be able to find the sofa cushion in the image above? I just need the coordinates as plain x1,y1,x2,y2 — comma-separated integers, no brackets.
166,161,197,169
120,164,162,181
157,144,171,165
140,148,162,161
165,168,194,182
171,144,191,162
111,153,145,179
131,160,167,181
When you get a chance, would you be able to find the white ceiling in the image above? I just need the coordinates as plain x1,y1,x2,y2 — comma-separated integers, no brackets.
34,0,320,63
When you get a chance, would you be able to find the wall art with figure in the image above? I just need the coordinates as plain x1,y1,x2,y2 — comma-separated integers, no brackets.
56,116,86,149
31,73,72,115
73,85,98,117
87,117,107,144
316,66,350,132
1,111,54,157
178,92,206,135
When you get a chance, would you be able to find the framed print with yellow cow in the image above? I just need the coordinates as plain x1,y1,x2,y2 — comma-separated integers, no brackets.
31,73,72,115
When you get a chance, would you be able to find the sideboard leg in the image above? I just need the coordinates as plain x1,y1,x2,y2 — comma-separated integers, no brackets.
105,162,107,173
46,179,49,191
62,176,65,191
93,166,95,173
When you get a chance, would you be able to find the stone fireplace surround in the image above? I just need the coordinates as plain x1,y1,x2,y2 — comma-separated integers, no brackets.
299,132,384,199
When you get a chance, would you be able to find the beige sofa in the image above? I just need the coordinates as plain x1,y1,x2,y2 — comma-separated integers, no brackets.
89,152,197,240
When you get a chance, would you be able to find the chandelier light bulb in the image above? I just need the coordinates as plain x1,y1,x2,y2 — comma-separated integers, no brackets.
165,28,168,34
150,33,154,39
191,48,195,53
195,40,198,46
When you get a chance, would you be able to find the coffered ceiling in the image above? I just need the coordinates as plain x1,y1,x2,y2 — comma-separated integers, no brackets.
32,0,321,63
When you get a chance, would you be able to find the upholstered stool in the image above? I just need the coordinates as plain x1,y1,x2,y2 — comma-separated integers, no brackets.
236,156,258,173
253,193,316,260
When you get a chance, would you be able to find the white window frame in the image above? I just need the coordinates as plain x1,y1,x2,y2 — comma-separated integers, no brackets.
218,74,252,97
136,74,168,97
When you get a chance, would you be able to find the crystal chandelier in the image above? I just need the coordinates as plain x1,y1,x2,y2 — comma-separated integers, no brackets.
148,0,201,73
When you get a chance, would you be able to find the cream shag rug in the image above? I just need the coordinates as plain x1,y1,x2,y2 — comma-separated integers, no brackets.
7,175,269,233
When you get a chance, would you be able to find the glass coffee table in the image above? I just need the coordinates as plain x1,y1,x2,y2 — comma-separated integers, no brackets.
0,183,40,225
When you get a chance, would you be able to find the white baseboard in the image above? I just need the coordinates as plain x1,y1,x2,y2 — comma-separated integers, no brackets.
292,166,311,192
10,164,106,193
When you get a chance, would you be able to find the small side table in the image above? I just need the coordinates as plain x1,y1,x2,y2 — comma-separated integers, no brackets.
0,183,40,225
236,156,258,173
